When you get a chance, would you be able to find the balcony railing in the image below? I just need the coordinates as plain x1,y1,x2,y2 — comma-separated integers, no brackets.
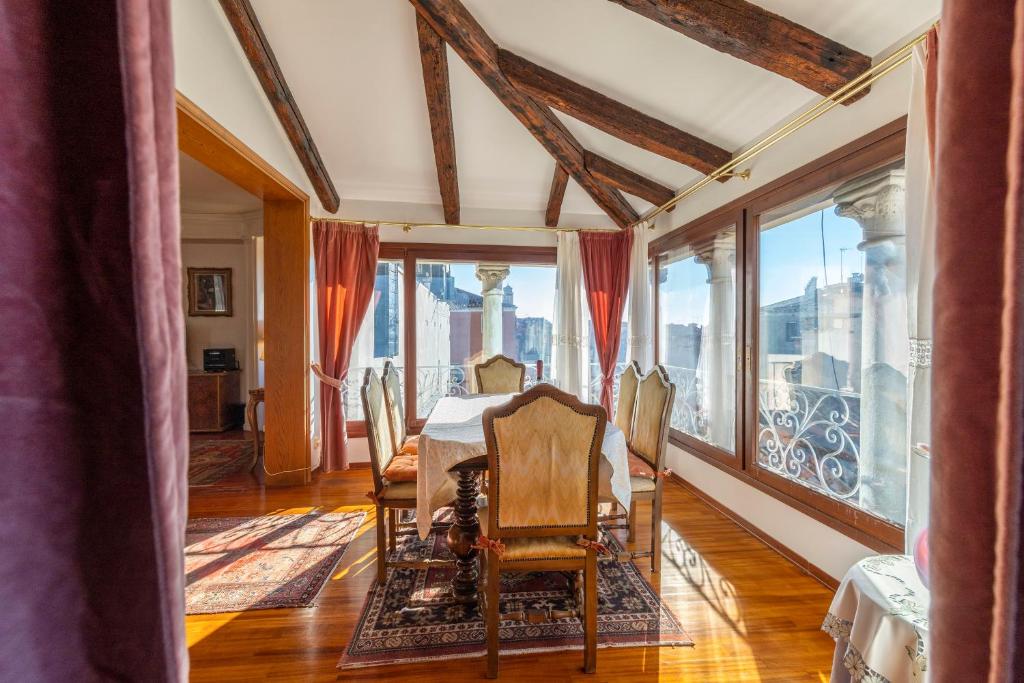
757,379,862,500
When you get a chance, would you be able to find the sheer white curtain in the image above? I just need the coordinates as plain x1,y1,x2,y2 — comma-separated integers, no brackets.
904,37,936,553
554,231,585,397
627,224,653,372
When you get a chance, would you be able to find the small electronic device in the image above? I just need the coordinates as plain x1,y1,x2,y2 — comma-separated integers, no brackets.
203,347,238,372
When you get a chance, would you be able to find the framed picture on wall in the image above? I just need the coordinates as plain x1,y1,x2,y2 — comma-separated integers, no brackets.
187,267,233,317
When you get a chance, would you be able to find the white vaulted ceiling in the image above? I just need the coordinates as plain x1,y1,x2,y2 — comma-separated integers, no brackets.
245,0,939,219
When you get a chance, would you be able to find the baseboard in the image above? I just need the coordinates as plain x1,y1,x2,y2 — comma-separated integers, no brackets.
667,472,840,591
347,461,371,470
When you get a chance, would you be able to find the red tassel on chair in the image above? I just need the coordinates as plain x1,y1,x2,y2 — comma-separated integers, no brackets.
576,537,611,555
471,535,507,559
365,491,382,505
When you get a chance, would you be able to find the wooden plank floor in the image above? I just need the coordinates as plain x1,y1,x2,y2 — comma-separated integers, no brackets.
186,469,836,681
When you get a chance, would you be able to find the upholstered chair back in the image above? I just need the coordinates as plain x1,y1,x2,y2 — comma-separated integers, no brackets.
482,384,606,537
360,368,395,491
630,365,675,472
615,361,642,442
475,354,526,394
381,360,406,448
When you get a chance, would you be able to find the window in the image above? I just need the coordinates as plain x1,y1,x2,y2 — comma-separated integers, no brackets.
756,165,907,527
345,259,405,421
656,227,738,458
414,261,555,417
649,120,909,550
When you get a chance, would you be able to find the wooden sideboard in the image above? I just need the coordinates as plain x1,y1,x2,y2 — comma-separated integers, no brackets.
188,370,241,432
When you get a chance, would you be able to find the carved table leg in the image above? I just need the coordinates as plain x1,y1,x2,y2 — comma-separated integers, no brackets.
446,469,481,604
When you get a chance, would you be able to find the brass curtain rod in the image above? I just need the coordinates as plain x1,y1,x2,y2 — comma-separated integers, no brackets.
307,216,619,233
636,25,935,227
312,24,934,235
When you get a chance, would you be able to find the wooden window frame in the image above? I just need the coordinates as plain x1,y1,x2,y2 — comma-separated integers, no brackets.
649,117,908,552
347,242,556,438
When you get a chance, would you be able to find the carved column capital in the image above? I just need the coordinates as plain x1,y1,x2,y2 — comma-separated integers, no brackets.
475,263,510,293
833,168,906,249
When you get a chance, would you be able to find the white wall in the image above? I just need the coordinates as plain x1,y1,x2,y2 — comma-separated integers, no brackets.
171,0,322,214
181,213,261,409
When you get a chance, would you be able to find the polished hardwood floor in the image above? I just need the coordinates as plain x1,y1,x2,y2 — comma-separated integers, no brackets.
186,468,836,681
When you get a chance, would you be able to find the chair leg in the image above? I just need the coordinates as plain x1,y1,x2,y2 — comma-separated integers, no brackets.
486,552,500,679
651,493,663,574
387,507,397,554
627,500,638,543
375,504,387,584
583,552,597,674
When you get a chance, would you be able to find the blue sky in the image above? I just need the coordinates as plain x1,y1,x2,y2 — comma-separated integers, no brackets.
659,207,864,326
442,207,863,328
448,263,556,319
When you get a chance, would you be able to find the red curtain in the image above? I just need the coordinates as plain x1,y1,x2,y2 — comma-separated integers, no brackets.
0,1,187,679
931,2,1024,680
579,230,633,413
313,221,379,472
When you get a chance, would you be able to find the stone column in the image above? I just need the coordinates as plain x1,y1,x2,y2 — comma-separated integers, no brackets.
833,168,908,522
695,235,736,451
475,264,510,360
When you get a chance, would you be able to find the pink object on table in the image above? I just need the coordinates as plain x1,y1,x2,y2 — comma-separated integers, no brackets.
914,527,929,588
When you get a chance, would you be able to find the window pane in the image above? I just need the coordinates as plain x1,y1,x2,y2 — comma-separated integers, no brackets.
345,260,405,421
415,262,555,417
657,229,736,453
757,165,907,525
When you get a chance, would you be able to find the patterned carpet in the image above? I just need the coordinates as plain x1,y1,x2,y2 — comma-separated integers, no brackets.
185,510,366,614
188,439,253,486
339,523,692,669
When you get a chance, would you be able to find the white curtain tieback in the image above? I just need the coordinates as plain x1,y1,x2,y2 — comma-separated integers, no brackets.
310,363,344,390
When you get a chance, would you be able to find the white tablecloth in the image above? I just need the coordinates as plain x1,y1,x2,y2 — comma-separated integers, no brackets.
415,394,631,539
823,555,930,683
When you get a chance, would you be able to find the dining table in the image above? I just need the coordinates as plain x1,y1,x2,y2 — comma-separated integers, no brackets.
414,393,632,603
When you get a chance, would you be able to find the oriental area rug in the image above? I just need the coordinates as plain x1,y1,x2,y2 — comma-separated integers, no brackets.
185,510,366,614
338,525,692,669
188,439,253,486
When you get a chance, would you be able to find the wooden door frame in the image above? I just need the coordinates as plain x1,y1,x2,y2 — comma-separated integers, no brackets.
176,92,311,486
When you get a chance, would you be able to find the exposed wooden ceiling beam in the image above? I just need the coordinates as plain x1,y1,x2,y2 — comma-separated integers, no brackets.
499,49,731,175
584,151,675,210
608,0,872,100
544,165,570,227
416,14,460,224
410,0,638,228
219,0,340,213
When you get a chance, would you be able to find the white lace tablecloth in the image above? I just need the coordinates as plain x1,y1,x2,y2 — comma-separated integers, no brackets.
823,554,930,683
415,394,631,539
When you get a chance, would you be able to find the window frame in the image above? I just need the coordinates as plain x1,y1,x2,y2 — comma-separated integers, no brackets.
346,242,556,438
649,117,909,552
652,207,745,471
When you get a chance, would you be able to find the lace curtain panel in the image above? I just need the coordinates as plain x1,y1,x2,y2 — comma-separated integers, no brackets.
554,231,585,397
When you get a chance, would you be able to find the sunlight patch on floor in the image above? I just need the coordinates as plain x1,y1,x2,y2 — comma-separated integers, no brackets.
186,613,240,648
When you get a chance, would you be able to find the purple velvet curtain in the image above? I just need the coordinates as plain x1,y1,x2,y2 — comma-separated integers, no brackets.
0,1,187,681
931,1,1024,679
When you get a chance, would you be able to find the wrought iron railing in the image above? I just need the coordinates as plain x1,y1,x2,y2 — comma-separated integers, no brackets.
757,379,862,500
662,365,708,440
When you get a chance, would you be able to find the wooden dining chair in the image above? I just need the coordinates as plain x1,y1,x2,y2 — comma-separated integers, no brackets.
474,354,526,394
382,361,418,461
624,365,675,573
361,368,452,584
478,384,607,678
614,361,642,443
